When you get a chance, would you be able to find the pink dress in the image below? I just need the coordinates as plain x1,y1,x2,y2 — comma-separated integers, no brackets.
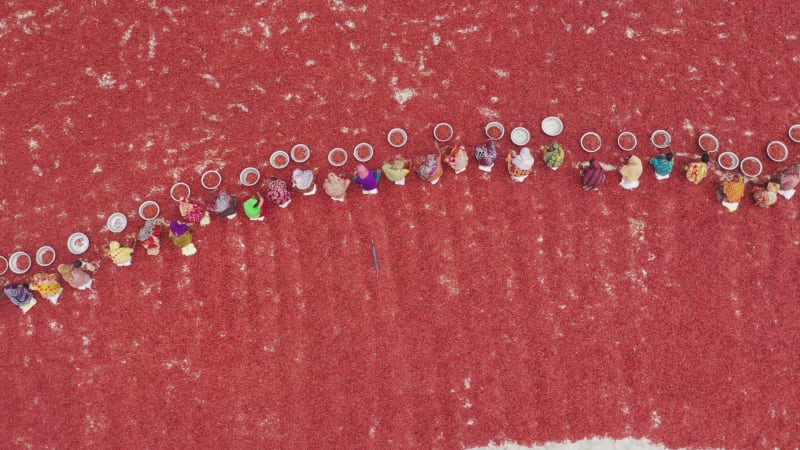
267,178,291,206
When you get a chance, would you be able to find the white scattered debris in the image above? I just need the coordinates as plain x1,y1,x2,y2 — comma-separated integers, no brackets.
626,27,635,38
393,87,416,105
98,73,117,88
201,73,220,88
493,68,509,78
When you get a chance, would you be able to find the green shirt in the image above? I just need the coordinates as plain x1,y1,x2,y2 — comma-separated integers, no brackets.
243,198,261,218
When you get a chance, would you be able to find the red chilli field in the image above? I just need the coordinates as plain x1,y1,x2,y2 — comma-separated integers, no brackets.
1,2,799,448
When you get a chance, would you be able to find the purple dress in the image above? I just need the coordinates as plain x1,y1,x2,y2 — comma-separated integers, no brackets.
355,170,380,191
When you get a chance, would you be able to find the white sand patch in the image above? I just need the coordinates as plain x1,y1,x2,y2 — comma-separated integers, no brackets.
32,165,43,176
329,0,367,13
432,32,440,45
651,410,662,428
227,103,249,112
344,20,356,29
298,11,315,22
654,27,682,35
493,68,509,78
682,119,694,133
456,25,479,34
98,73,116,88
201,73,220,88
470,438,672,450
257,19,271,38
393,88,417,105
477,106,498,119
148,32,157,58
305,59,316,66
120,22,137,45
48,320,63,332
16,10,35,20
28,138,39,150
585,26,595,34
626,28,635,38
92,164,102,173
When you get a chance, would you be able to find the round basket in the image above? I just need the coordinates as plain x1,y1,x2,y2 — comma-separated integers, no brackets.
67,233,90,255
36,246,56,267
107,213,128,233
541,117,563,137
485,122,505,140
650,129,672,149
138,201,161,221
698,133,719,153
740,156,763,178
9,251,32,274
510,127,531,146
580,132,602,153
617,132,637,151
0,255,7,276
328,148,348,167
433,123,454,142
353,143,374,162
239,167,260,186
170,182,191,202
766,141,788,162
788,124,800,144
201,170,222,190
387,128,408,148
717,151,739,171
270,151,290,169
290,144,311,163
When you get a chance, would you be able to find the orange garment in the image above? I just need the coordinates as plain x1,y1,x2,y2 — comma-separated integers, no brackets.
723,177,746,203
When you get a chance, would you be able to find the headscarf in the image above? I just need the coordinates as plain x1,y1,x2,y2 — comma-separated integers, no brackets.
619,156,643,182
512,147,534,170
170,221,189,237
213,190,235,213
475,140,498,166
355,164,369,179
292,169,314,190
138,220,157,241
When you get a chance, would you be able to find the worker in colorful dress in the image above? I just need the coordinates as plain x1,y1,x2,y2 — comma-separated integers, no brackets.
414,153,443,185
650,152,674,180
323,173,351,201
169,221,197,256
138,220,162,256
266,177,292,208
243,192,265,221
58,261,95,290
474,140,498,172
354,164,381,194
578,159,607,191
752,182,780,208
3,281,36,314
619,155,643,190
210,189,238,219
178,196,211,226
292,168,317,196
685,153,712,184
542,142,565,170
777,162,800,200
718,175,746,212
506,147,534,182
445,145,469,174
381,157,411,185
104,241,134,267
29,272,63,305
